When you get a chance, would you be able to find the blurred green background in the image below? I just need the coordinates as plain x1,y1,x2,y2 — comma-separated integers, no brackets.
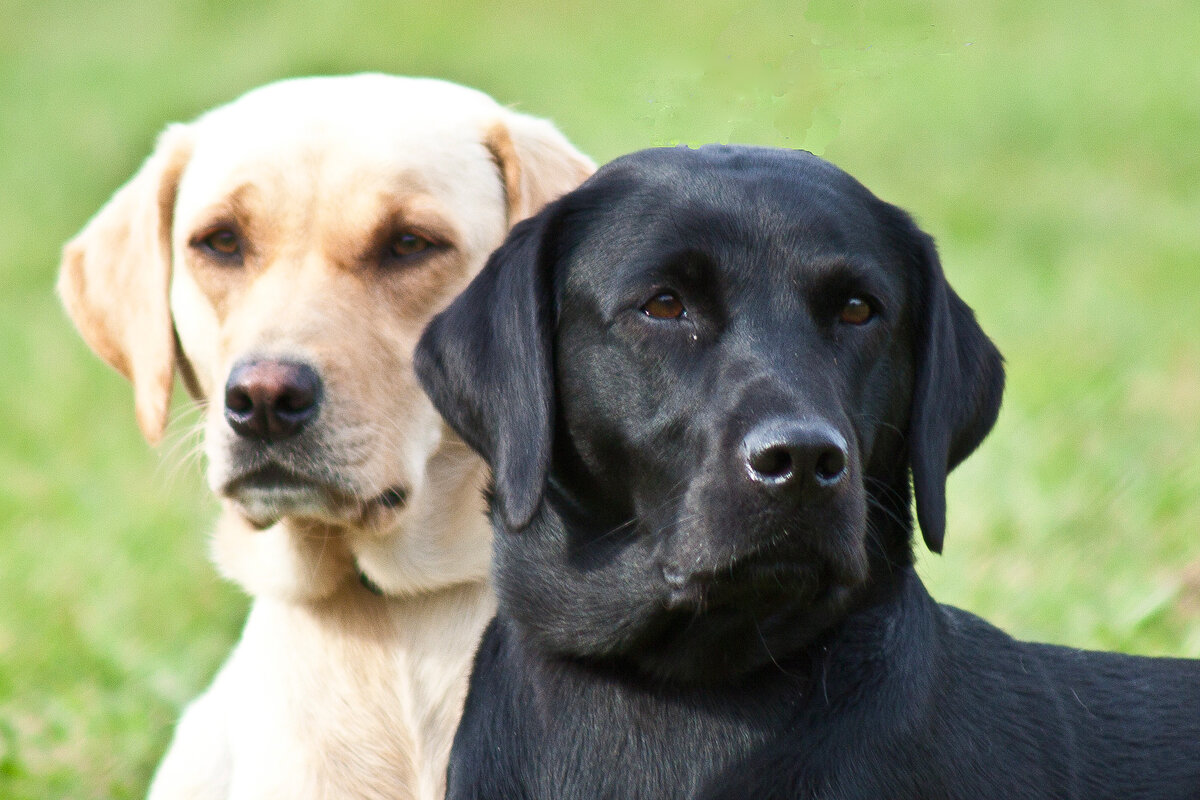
1,0,1197,796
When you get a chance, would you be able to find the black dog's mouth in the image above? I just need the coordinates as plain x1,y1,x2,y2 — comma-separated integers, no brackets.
619,564,856,684
660,559,822,612
585,546,864,685
655,520,870,613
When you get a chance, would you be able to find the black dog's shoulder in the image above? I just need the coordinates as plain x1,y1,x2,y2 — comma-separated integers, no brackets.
446,618,535,800
1020,634,1200,797
921,603,1200,799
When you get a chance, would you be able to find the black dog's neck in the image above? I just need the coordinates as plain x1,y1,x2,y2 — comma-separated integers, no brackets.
857,468,921,600
516,563,937,704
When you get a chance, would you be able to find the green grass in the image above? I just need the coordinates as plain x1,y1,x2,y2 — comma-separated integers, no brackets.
2,0,1198,796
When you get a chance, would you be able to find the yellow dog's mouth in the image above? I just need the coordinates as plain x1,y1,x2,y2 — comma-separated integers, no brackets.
224,463,408,530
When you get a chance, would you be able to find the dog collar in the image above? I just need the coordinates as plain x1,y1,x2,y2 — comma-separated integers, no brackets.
357,567,385,596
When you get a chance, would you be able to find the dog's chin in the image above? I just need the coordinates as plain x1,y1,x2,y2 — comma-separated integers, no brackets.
229,486,342,530
222,466,409,531
614,561,861,685
614,501,871,683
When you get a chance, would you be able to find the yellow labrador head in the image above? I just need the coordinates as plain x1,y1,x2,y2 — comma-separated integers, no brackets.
59,74,594,541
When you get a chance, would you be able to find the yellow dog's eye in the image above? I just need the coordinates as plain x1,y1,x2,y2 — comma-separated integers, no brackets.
642,292,686,320
839,297,873,325
388,232,432,259
201,228,241,257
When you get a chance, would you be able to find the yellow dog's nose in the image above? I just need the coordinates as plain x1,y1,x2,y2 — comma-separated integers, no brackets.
224,359,322,442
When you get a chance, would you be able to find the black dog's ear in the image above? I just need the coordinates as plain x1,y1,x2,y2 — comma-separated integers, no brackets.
906,227,1005,554
414,207,560,531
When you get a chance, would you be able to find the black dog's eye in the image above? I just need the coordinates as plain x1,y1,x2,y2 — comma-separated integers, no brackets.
196,227,242,260
839,297,873,325
642,292,686,320
387,232,433,260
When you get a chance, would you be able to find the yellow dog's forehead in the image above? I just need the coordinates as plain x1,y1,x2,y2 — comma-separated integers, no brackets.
173,74,510,256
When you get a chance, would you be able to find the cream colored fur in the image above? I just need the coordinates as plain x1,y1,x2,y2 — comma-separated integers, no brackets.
57,74,593,799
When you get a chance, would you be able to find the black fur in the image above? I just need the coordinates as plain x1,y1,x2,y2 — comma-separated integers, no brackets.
415,145,1200,799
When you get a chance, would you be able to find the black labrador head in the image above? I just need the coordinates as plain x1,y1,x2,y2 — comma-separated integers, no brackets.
416,145,1003,683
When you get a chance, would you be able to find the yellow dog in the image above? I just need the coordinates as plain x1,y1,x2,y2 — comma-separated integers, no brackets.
59,74,592,799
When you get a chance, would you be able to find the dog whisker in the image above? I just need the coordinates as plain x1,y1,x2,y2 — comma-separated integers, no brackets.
582,483,696,550
753,617,800,680
850,410,905,439
157,407,209,489
863,493,909,531
861,474,908,503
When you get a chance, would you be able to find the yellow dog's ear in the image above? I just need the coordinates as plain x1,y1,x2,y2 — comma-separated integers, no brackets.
58,124,193,445
486,111,595,225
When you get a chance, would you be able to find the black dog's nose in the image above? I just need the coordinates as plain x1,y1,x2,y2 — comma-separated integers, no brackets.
742,419,849,494
224,360,322,442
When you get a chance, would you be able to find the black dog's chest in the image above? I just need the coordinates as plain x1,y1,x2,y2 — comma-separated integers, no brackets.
449,620,813,800
532,677,790,797
452,623,939,800
449,619,948,800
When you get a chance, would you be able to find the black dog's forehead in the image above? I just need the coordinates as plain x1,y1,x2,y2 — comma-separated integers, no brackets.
588,145,884,223
559,145,905,296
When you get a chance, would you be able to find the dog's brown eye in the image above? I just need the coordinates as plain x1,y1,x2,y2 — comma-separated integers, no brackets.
839,297,873,325
201,228,240,257
388,232,432,259
642,293,686,320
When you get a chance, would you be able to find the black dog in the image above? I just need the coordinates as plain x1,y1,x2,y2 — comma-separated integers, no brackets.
416,145,1200,799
